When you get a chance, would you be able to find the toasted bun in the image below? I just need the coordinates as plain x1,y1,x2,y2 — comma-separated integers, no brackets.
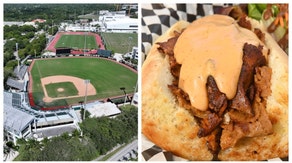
142,16,288,160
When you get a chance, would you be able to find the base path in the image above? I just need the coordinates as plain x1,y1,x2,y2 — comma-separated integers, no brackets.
41,75,96,103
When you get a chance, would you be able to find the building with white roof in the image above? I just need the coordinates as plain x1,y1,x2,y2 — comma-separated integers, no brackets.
86,102,121,118
98,10,138,33
6,65,29,91
3,21,24,26
101,18,138,33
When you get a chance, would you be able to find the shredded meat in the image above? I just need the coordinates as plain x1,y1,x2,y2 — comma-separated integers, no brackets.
238,15,252,30
278,30,288,51
206,128,222,160
221,66,273,149
157,36,181,78
157,37,178,56
157,29,272,157
214,5,247,20
197,76,228,138
230,43,267,115
254,28,266,42
206,76,228,117
168,84,210,119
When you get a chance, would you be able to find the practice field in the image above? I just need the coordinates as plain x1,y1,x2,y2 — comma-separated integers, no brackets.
101,33,138,54
29,57,137,108
55,34,98,50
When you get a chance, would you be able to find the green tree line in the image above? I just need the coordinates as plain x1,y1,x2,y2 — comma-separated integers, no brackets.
14,105,138,161
4,4,116,23
3,24,48,90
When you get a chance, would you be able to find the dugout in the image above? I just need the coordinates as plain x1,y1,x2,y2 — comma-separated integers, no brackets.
56,48,71,56
97,49,112,58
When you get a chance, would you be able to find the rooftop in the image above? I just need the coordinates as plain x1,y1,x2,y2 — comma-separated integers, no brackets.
87,102,121,117
4,103,35,135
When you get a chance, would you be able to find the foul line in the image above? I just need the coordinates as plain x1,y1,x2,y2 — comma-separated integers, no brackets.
35,60,43,78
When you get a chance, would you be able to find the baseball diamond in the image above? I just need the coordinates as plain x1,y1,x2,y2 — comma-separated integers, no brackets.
28,57,137,110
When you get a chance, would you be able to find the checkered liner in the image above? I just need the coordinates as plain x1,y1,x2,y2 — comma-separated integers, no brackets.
141,3,232,61
142,135,288,161
141,4,288,161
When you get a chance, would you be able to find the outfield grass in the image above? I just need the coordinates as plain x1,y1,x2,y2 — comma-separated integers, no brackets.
55,34,98,49
45,82,78,98
101,33,138,54
30,57,137,107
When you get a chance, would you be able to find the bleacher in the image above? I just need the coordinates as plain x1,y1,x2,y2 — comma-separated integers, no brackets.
4,91,81,141
6,78,25,91
4,92,35,138
4,92,13,106
12,93,22,108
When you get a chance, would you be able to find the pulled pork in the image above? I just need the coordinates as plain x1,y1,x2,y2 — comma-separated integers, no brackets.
157,27,273,158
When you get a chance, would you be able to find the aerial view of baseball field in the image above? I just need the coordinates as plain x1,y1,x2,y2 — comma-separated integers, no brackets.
29,57,137,109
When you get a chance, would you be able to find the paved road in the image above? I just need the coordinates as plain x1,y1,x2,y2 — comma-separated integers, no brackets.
107,139,138,161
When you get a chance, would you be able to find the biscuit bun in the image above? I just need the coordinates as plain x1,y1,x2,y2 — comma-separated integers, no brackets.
142,15,288,160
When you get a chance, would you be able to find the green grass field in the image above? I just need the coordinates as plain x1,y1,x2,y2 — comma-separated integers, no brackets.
101,33,138,54
55,34,98,49
30,57,137,107
45,82,78,98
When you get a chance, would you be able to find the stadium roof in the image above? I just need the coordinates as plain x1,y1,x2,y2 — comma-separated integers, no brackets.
4,92,35,135
31,124,77,139
6,78,25,90
4,103,35,135
87,102,121,117
14,65,28,80
36,113,74,127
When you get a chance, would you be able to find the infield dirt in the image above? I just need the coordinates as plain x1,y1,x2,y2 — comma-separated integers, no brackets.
41,75,96,103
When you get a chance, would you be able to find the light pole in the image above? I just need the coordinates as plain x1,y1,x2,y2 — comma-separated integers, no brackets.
127,37,132,53
16,43,20,72
84,32,87,56
51,20,53,35
83,79,90,121
120,87,127,106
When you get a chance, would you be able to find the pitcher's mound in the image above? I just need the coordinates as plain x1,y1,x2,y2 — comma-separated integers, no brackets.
57,88,64,92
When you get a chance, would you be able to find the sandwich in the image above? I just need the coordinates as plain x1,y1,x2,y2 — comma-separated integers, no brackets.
142,14,288,160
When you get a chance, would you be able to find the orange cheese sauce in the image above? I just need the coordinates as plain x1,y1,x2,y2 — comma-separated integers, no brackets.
174,15,267,111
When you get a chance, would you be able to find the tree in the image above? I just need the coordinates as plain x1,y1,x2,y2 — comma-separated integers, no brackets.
5,60,18,69
80,108,91,120
4,51,14,66
19,25,36,33
4,40,17,52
